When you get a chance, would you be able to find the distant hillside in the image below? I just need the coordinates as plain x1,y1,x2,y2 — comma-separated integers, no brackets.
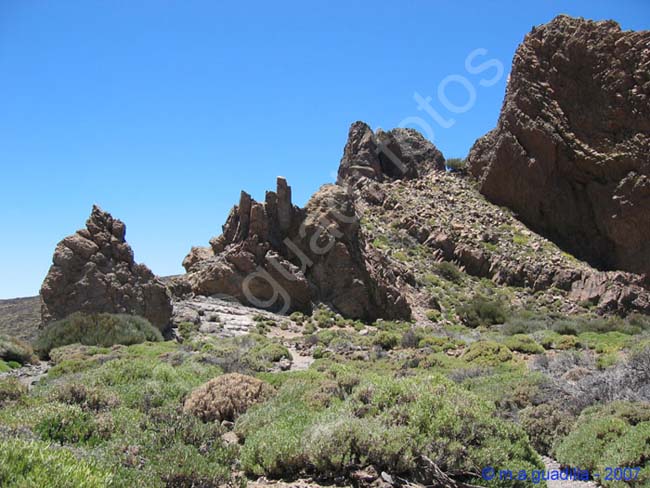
0,296,41,343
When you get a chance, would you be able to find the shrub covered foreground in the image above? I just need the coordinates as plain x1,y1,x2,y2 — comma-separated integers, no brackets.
236,371,542,486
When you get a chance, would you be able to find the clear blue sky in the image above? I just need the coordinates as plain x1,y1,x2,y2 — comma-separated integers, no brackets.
1,1,648,299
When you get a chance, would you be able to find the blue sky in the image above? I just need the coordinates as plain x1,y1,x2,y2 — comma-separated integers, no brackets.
1,1,648,299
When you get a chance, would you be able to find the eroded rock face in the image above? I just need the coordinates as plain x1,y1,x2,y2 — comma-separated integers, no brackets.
468,15,650,277
40,206,172,333
183,177,411,321
337,121,445,184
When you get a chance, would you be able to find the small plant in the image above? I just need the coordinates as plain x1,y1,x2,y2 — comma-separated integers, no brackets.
445,157,467,173
0,377,27,407
184,373,275,423
463,340,513,366
520,402,574,455
373,331,401,350
504,334,544,354
434,261,464,284
178,321,199,337
52,383,120,412
35,406,112,446
457,296,508,328
425,309,441,322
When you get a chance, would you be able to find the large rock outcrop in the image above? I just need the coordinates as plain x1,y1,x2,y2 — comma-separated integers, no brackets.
337,121,445,184
183,177,411,321
468,15,650,277
40,206,173,333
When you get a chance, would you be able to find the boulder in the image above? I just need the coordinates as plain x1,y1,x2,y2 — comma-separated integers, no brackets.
40,206,172,333
468,15,650,276
337,121,445,184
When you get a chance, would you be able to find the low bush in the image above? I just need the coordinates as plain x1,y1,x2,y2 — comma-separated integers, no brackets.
504,334,544,354
457,296,508,328
52,383,120,412
0,334,37,365
401,328,425,348
599,421,650,487
35,313,162,358
0,439,114,487
463,340,513,366
373,331,401,350
554,402,650,474
554,416,630,472
520,402,575,455
434,261,464,284
0,377,27,407
35,405,113,446
445,157,467,173
183,373,275,423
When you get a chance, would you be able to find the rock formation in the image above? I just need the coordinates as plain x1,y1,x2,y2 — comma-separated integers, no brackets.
337,121,445,184
182,177,411,321
468,15,650,277
40,206,173,333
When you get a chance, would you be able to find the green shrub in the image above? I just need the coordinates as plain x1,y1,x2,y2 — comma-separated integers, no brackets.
401,328,425,348
373,331,401,350
445,157,467,173
434,261,464,284
599,421,650,487
35,405,112,446
463,341,513,366
520,403,574,455
425,309,440,322
250,342,291,364
0,439,114,487
35,313,162,358
553,403,650,472
504,334,544,354
52,383,120,412
0,377,27,407
0,334,36,365
457,296,507,328
178,321,199,337
554,416,630,472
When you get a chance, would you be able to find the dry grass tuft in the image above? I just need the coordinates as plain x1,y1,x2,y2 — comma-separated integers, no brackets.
183,373,275,423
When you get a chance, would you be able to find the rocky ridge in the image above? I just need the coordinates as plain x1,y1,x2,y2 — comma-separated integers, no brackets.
468,15,650,277
180,177,411,322
39,206,173,333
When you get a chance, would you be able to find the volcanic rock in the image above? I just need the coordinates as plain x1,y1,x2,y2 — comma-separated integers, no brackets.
337,121,445,184
468,15,650,276
40,206,172,333
183,177,411,321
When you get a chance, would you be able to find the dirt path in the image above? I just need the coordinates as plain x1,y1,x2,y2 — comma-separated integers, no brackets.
0,361,50,389
542,457,598,488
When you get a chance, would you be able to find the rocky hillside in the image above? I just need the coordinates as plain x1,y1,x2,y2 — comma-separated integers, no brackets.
468,15,650,277
1,13,650,488
178,119,649,326
0,297,40,343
